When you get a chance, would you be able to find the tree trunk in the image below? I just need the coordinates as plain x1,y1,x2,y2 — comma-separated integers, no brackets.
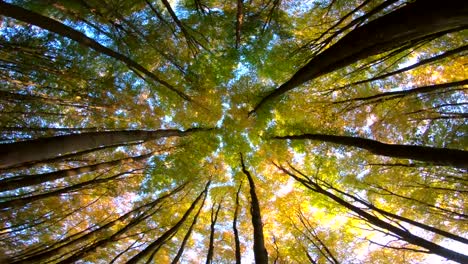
251,0,468,113
171,190,206,264
0,1,191,101
126,181,211,264
233,182,243,264
277,164,468,263
333,79,468,106
339,45,468,90
0,152,153,192
0,128,206,169
12,182,186,264
325,182,468,244
206,201,222,264
235,0,243,49
0,169,140,210
275,134,468,169
240,153,269,264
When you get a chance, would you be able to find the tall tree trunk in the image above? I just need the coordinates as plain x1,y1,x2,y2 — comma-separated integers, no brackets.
251,0,468,113
296,211,339,264
338,45,468,90
126,181,211,264
0,1,191,102
322,181,468,244
171,190,207,264
233,182,243,264
0,128,207,169
240,153,269,264
275,134,468,169
276,164,468,263
0,152,154,192
333,79,468,106
206,201,222,264
0,168,140,210
12,182,186,264
235,0,243,49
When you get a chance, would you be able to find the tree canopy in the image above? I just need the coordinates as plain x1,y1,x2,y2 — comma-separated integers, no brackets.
0,0,467,263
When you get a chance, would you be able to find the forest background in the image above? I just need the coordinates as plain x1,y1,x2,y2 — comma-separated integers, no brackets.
0,0,467,263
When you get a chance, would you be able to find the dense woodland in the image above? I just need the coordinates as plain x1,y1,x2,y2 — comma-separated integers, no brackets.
0,0,467,263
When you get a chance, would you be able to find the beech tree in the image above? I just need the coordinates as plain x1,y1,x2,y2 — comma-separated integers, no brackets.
1,0,466,263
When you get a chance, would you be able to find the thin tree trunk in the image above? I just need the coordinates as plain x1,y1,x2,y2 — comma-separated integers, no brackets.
206,201,222,264
12,182,186,264
251,0,468,113
305,250,318,264
160,0,204,53
0,1,191,102
0,152,154,192
333,79,468,106
0,168,141,210
240,153,268,264
235,0,243,49
276,164,468,263
297,211,339,264
338,45,468,90
323,181,468,244
0,128,206,169
171,189,207,264
275,134,468,169
233,181,243,264
126,180,211,264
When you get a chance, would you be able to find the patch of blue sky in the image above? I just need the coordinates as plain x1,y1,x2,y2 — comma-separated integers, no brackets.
284,0,321,16
241,132,259,152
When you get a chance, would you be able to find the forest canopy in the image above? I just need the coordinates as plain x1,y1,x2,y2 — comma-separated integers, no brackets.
0,0,467,263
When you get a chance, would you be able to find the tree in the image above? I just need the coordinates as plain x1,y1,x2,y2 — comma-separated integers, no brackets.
1,0,466,263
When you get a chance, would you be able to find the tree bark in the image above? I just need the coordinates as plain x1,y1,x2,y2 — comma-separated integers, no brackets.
0,1,191,101
240,153,268,264
12,182,186,264
323,182,468,244
276,164,468,263
0,152,153,192
0,169,140,210
126,181,210,264
0,128,206,169
235,0,243,49
171,190,207,264
275,134,468,169
206,201,222,264
338,45,468,90
233,182,243,264
333,79,468,106
251,0,468,113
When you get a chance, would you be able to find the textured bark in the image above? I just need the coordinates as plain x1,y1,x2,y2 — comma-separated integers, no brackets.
12,183,186,264
126,181,210,264
0,152,153,192
240,153,268,264
277,164,468,263
0,128,205,169
0,141,141,172
251,0,468,113
0,1,191,101
275,134,468,169
233,182,243,264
